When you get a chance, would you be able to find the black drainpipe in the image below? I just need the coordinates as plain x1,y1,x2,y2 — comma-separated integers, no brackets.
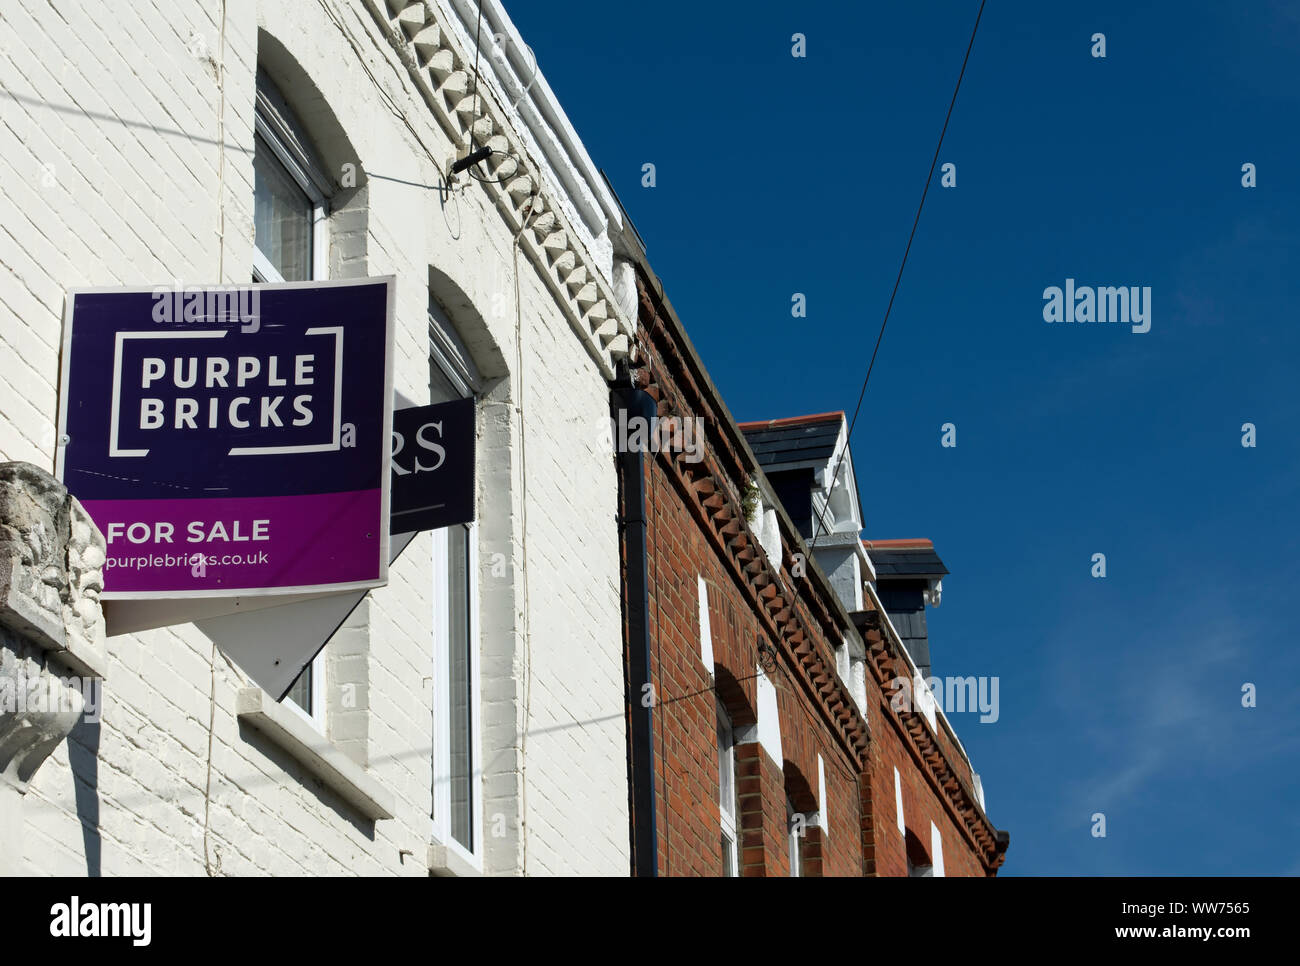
612,369,658,877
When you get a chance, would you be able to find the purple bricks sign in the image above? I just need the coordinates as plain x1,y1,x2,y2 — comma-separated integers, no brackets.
55,278,396,600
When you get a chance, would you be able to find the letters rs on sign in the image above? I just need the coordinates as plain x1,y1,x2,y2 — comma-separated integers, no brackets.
389,398,475,535
392,419,446,475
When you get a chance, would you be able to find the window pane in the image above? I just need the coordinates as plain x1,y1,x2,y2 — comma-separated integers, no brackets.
285,662,311,714
429,353,460,404
254,134,312,281
717,710,734,820
788,800,801,877
448,524,473,850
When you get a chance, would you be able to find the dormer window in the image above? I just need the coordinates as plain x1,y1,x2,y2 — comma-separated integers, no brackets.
736,412,874,614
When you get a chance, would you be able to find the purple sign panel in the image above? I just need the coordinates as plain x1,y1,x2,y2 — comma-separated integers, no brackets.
55,278,396,599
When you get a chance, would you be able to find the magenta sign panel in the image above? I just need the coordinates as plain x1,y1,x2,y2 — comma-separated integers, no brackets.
55,278,395,599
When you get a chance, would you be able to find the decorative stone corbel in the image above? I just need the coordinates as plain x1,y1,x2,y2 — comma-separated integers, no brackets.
0,639,87,792
0,461,107,795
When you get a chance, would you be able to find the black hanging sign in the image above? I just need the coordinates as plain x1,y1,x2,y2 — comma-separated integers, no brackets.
390,398,476,535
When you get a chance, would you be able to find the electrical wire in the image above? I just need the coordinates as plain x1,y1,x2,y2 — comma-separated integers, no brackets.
214,0,227,282
203,0,229,878
465,149,520,185
512,190,540,874
468,0,485,152
812,0,987,543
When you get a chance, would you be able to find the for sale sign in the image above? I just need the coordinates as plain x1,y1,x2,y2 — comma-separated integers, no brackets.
55,278,395,600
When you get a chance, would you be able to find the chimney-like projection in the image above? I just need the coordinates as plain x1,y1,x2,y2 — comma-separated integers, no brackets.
862,539,948,678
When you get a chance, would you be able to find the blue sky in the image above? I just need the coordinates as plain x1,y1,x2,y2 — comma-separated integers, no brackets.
508,1,1300,874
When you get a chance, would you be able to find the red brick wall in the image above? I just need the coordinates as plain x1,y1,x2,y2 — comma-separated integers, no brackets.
859,667,990,877
629,269,1005,877
641,423,868,875
641,448,726,877
736,743,788,875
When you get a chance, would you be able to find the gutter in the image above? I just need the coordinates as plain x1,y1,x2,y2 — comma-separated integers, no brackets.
611,373,658,876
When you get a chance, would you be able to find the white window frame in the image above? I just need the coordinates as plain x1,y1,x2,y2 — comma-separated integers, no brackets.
281,655,327,732
718,701,738,876
428,299,483,870
788,799,802,877
427,297,481,398
252,77,330,285
255,76,330,730
430,521,482,870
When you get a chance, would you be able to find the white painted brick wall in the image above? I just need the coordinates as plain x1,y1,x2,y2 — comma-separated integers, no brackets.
2,0,627,875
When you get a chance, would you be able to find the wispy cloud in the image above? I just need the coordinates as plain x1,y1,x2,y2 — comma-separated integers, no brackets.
1047,604,1272,832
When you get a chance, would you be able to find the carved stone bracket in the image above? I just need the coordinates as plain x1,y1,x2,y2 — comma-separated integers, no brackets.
0,627,88,792
0,461,107,795
0,462,106,678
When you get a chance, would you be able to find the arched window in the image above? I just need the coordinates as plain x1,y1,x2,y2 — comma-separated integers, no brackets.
783,764,817,877
429,293,483,866
787,798,803,877
717,701,739,876
254,69,333,727
905,827,933,877
252,69,332,284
